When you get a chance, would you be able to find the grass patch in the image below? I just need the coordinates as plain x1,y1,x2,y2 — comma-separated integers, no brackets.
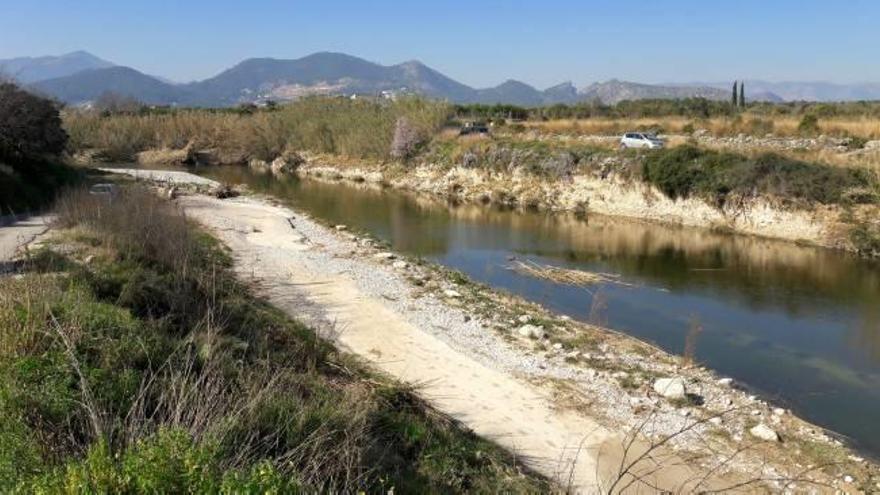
0,185,548,492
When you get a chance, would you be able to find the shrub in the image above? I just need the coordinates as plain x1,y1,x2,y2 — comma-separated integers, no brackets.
0,160,79,213
846,135,868,150
642,145,877,208
850,221,880,257
798,114,820,136
0,82,68,163
746,118,774,136
390,116,423,160
94,91,144,115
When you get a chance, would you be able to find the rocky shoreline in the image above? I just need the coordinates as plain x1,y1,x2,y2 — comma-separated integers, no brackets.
103,168,880,491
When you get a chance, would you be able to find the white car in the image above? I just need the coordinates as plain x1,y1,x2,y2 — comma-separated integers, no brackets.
620,132,665,149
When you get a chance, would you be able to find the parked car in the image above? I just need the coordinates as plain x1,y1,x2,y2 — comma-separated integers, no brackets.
620,132,665,149
459,121,490,136
89,183,119,199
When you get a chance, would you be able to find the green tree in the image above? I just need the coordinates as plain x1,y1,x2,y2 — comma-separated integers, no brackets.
739,81,745,107
0,82,68,163
732,81,738,107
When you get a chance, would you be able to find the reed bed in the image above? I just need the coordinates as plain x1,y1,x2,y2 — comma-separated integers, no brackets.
64,97,452,162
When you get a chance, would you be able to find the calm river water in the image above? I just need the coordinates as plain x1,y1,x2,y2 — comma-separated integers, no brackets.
187,166,880,456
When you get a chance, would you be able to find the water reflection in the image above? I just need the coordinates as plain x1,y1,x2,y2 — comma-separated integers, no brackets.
199,166,880,456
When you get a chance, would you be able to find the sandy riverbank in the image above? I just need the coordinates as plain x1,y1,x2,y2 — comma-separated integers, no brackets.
99,168,879,492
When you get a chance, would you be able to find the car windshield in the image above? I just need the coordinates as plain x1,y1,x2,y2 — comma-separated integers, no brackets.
643,133,657,139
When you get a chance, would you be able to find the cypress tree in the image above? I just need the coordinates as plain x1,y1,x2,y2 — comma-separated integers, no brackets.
739,81,745,107
732,81,738,107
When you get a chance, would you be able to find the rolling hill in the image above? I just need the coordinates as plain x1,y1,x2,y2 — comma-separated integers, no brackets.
21,50,876,107
32,66,186,105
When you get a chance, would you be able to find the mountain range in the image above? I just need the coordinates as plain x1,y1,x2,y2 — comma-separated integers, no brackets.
4,51,880,107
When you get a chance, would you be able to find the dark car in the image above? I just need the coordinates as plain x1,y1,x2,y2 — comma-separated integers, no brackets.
459,121,490,136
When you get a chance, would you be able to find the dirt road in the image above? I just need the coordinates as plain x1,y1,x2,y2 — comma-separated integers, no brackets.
0,215,51,268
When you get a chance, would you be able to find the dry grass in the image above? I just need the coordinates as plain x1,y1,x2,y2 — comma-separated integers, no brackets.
64,97,452,162
524,115,880,139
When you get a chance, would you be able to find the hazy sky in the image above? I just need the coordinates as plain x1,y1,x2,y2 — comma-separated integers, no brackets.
1,0,878,88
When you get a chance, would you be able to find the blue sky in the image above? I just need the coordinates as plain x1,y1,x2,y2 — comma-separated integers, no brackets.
1,0,877,87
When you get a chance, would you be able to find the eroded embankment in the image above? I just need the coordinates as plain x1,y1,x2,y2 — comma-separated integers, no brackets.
296,157,858,252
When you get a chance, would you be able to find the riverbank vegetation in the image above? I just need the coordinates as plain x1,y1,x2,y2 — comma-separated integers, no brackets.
0,184,546,492
641,145,878,207
63,97,880,210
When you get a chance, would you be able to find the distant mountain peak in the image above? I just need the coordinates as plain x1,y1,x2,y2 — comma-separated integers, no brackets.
579,79,729,104
0,50,115,83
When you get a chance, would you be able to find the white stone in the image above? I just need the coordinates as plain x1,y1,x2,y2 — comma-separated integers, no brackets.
374,252,396,260
772,408,786,416
518,315,531,323
843,475,854,483
517,324,545,339
443,289,462,298
552,343,563,350
709,417,723,426
749,423,780,442
334,224,347,231
392,260,409,269
652,377,687,400
717,377,734,387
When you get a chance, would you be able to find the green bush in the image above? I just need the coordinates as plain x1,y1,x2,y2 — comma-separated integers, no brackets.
642,145,877,208
846,135,869,150
798,114,820,136
0,82,68,163
0,160,80,213
850,221,880,256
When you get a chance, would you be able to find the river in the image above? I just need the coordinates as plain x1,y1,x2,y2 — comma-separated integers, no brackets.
181,165,880,456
